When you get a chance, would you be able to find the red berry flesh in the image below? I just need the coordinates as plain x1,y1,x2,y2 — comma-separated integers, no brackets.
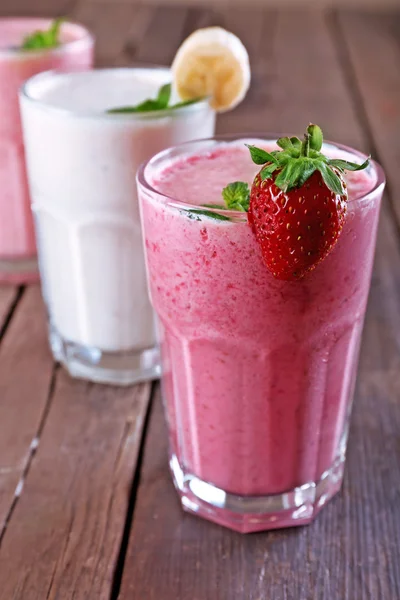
248,169,347,281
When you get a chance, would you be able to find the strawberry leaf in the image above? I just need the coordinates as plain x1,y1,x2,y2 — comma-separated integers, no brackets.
222,181,250,211
296,158,317,187
275,161,297,192
328,157,370,172
260,163,278,181
318,163,345,195
246,145,279,166
276,137,293,151
307,124,323,152
290,137,302,151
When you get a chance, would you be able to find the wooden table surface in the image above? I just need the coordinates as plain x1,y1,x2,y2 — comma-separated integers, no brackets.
0,1,400,599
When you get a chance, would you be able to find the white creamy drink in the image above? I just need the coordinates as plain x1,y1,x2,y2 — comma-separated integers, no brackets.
20,68,216,384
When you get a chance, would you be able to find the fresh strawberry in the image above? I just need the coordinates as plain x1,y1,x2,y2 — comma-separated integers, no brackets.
248,168,348,280
222,124,369,281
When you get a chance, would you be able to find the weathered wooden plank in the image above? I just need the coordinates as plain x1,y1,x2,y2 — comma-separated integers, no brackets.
133,5,189,64
0,287,53,537
0,0,74,17
336,10,400,225
0,374,152,600
0,2,159,594
0,287,19,336
71,0,140,66
119,7,400,600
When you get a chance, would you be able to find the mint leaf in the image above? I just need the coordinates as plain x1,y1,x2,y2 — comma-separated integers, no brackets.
107,99,164,114
328,157,370,172
222,181,250,211
246,145,278,166
203,203,226,209
169,97,204,109
156,83,171,108
21,17,64,50
183,209,231,221
107,82,205,114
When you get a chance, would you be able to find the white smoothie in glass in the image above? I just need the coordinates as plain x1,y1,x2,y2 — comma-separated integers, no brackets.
20,68,216,385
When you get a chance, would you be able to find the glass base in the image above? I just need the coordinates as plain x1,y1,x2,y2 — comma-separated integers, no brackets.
0,256,39,284
49,325,161,386
170,453,345,533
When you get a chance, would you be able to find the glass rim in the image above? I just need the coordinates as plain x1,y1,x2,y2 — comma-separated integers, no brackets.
137,133,386,219
0,17,94,59
20,66,212,121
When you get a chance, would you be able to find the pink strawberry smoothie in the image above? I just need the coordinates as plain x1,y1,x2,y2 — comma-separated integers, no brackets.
0,18,93,282
138,138,383,502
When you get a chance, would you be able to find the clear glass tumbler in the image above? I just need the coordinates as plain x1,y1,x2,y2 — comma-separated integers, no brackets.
20,68,215,385
0,18,93,283
137,135,385,532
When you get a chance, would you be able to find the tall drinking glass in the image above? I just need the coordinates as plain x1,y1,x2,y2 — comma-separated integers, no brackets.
0,18,93,283
20,68,215,385
137,135,385,532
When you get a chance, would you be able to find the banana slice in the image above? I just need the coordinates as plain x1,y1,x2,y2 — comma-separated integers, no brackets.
171,27,251,113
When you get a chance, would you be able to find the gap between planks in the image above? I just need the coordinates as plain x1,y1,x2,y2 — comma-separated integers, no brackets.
117,6,400,600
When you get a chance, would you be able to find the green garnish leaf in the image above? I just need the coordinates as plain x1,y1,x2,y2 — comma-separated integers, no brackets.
21,17,64,50
183,209,231,221
108,99,164,114
328,157,370,172
307,124,323,152
246,145,278,166
203,203,226,209
107,82,205,114
318,162,345,195
157,83,171,108
222,181,250,211
169,97,204,109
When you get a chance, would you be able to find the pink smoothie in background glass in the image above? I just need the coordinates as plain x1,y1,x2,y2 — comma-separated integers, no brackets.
0,18,94,283
137,136,385,533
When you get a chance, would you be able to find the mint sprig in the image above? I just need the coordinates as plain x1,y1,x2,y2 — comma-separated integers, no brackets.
247,124,370,194
21,17,64,50
107,83,205,114
222,182,250,211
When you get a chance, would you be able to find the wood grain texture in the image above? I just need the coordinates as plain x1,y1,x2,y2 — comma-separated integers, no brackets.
0,375,152,600
336,10,400,225
0,0,75,17
0,287,19,336
119,6,400,600
84,0,400,9
0,287,53,537
132,5,189,64
71,0,140,66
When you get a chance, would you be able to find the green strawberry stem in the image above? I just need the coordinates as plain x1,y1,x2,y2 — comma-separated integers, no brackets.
247,124,370,195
